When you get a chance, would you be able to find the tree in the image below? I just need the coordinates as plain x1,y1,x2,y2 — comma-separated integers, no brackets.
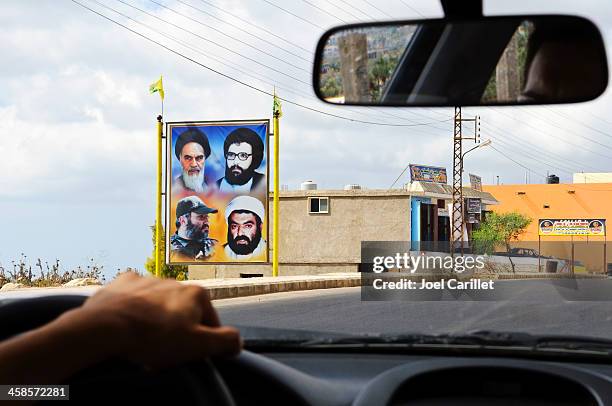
145,222,188,280
471,211,532,273
321,76,342,98
368,55,397,101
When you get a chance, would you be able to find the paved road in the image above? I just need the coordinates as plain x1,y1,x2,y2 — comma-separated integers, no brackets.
217,279,612,339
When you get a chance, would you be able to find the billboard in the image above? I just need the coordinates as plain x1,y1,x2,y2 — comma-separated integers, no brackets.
469,173,482,191
538,219,606,236
166,120,269,264
409,164,447,184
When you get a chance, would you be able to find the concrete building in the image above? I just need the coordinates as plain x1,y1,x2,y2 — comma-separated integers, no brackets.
189,183,498,279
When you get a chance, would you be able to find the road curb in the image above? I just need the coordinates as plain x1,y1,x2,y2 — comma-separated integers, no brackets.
1,273,605,300
186,276,362,300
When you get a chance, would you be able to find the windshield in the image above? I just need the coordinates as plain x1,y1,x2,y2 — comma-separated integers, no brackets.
1,0,611,345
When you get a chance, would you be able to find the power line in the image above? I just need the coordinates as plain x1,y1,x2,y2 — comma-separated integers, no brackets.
398,0,425,17
194,0,312,53
98,1,444,127
486,134,576,176
323,0,363,21
540,106,612,141
259,0,324,29
72,0,445,127
460,110,579,169
138,0,453,128
99,3,311,98
489,145,547,179
111,0,311,85
486,107,612,160
168,0,313,63
110,0,452,129
516,107,612,151
360,0,394,19
145,0,310,72
334,0,372,20
300,0,347,23
482,121,606,173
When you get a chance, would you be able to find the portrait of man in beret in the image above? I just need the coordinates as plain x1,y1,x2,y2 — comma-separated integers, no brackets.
170,195,218,261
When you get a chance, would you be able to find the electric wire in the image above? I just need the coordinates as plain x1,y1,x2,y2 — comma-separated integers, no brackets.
194,0,312,53
145,0,311,72
300,0,347,23
105,0,452,129
72,0,446,127
258,0,324,29
168,0,313,63
398,0,425,17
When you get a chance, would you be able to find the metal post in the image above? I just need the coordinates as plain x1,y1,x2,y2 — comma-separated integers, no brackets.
571,235,575,275
155,115,163,278
538,235,541,272
272,111,280,277
451,107,463,255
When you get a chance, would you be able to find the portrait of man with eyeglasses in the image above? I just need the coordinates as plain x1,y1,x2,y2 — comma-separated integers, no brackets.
216,127,266,195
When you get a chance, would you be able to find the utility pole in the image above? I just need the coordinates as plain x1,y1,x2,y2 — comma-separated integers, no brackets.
451,107,480,254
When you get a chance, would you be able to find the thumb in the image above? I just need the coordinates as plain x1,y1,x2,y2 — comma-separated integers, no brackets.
191,325,242,357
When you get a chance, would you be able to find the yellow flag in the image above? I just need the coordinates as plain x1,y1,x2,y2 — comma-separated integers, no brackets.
149,76,164,100
273,91,282,118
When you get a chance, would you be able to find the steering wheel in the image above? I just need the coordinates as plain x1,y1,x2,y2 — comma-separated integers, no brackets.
0,295,236,406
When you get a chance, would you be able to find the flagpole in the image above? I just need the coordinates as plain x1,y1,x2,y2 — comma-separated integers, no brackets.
155,114,163,278
272,92,280,278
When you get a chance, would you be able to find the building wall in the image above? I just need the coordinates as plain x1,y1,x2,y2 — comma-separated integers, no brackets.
189,191,411,279
573,173,612,184
483,183,612,273
278,194,411,263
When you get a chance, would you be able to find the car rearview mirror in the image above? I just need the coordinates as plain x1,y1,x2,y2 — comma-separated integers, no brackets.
313,16,608,106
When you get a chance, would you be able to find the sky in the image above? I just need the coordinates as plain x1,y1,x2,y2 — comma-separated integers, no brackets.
1,0,612,278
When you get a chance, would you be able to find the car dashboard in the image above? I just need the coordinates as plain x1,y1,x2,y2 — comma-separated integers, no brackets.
219,350,612,405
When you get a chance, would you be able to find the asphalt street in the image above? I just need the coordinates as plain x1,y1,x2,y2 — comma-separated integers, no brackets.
217,278,612,339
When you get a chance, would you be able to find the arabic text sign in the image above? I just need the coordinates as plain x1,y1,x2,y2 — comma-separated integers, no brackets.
409,164,447,184
538,219,606,236
466,198,482,214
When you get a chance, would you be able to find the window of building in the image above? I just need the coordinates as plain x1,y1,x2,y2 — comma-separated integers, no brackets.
309,197,329,214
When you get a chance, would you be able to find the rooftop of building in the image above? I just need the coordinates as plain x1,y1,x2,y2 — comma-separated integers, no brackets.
274,181,498,204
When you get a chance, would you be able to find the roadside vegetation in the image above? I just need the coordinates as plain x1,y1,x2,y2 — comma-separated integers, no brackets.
0,255,106,288
144,223,188,280
0,223,186,289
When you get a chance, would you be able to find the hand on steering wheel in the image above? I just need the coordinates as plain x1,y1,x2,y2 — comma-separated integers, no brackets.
0,273,241,405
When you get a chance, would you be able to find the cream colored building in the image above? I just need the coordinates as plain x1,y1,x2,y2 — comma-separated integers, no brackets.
188,185,497,279
572,172,612,184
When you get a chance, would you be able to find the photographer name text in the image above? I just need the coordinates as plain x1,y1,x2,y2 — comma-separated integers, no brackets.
372,278,494,290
